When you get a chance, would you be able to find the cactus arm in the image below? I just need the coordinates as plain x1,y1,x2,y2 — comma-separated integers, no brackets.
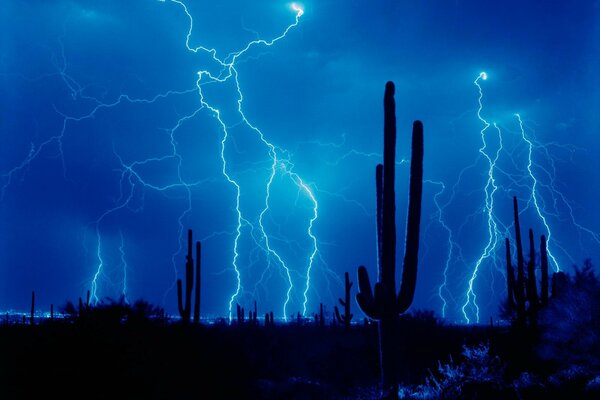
356,266,381,319
334,306,342,324
398,120,424,313
513,197,526,325
527,229,539,307
506,238,516,308
376,163,383,276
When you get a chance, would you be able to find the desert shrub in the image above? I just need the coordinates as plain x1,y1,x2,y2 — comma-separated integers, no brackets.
537,260,600,371
400,342,508,399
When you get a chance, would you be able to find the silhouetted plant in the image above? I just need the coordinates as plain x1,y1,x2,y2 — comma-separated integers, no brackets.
60,289,91,322
177,229,202,324
249,301,258,326
356,81,424,399
317,302,325,327
503,197,550,328
61,300,78,319
264,311,275,327
537,260,600,370
402,309,442,328
236,303,245,325
407,343,506,400
79,289,91,317
129,299,165,324
334,271,354,329
86,296,130,325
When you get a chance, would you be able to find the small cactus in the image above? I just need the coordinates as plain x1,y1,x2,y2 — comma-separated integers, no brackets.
334,272,354,329
177,229,202,324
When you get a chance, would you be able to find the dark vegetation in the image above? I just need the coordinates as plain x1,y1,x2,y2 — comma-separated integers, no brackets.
1,82,599,399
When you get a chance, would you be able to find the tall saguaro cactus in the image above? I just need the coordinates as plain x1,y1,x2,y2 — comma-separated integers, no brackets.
356,81,424,399
177,229,202,324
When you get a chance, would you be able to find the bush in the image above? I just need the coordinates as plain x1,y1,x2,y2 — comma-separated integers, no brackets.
537,260,600,370
401,342,507,399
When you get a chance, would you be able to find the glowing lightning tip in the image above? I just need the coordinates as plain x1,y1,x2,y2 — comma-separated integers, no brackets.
291,3,304,16
479,71,488,80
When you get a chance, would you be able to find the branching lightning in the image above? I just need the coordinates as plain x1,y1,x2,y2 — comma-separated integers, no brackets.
436,71,590,323
1,0,324,320
515,113,560,271
3,2,596,325
460,72,504,323
169,0,319,320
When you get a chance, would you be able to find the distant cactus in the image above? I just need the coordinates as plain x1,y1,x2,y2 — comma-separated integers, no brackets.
177,229,202,325
264,311,275,327
236,303,245,325
320,303,325,327
505,197,550,328
334,271,353,329
355,81,424,398
78,289,91,319
249,301,258,326
314,303,326,327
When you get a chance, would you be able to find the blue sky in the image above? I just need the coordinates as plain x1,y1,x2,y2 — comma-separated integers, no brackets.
1,0,599,323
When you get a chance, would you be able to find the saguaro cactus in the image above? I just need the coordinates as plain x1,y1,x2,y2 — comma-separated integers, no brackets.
177,229,202,324
334,271,354,329
356,81,424,399
505,197,550,327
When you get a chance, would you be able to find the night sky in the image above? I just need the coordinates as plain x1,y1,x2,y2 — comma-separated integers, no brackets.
1,0,598,323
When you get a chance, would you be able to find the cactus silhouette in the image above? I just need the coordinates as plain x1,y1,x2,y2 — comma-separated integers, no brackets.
505,196,550,327
236,303,245,324
334,271,354,329
177,229,201,324
356,81,424,399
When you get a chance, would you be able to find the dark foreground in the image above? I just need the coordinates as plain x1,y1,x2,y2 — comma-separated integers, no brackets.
1,313,599,399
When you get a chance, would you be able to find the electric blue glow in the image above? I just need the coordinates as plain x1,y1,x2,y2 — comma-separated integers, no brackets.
1,1,597,323
169,0,312,321
460,74,503,324
515,113,560,271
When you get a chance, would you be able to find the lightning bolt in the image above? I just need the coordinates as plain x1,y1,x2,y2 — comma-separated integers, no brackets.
450,72,584,323
2,1,320,320
460,72,505,323
118,230,129,304
425,180,455,319
169,0,316,320
515,113,560,271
